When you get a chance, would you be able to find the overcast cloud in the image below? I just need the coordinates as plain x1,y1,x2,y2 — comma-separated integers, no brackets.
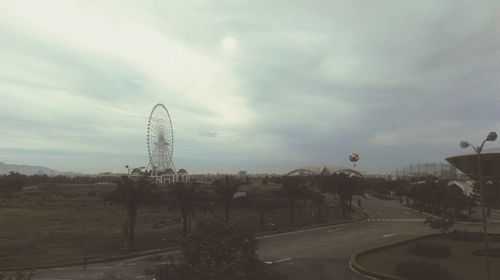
1,0,499,174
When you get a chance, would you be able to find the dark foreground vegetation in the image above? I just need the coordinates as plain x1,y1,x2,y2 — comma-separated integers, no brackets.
0,172,364,271
152,218,286,280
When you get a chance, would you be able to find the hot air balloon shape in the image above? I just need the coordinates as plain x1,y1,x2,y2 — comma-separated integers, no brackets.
349,153,359,167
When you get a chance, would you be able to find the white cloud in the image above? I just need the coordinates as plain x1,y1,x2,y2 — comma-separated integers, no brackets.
1,0,500,173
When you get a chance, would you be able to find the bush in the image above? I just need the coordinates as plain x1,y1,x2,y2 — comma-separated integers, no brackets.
448,229,482,242
407,242,451,257
424,216,454,234
395,260,450,280
471,248,500,257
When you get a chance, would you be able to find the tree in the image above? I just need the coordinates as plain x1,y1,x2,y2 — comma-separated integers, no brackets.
262,175,269,185
102,175,156,251
154,218,286,280
332,173,355,216
167,182,208,237
243,192,280,229
307,187,325,221
442,185,475,218
473,180,500,216
214,176,242,221
425,214,454,234
280,176,307,224
0,172,26,201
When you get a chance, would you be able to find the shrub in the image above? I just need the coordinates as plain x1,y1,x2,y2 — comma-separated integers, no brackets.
448,229,482,242
407,242,451,257
471,248,500,257
424,216,454,234
395,260,450,280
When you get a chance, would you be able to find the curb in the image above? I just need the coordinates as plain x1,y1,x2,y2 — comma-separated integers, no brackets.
349,233,441,280
349,233,500,280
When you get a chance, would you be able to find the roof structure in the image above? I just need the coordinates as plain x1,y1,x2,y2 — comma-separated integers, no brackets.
446,147,500,179
286,165,362,177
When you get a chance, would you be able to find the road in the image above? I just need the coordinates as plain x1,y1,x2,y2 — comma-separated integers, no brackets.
259,196,432,279
32,197,480,280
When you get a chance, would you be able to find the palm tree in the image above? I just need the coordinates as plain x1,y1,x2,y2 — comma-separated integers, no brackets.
245,191,279,229
167,182,207,237
280,176,307,224
307,186,325,221
214,176,241,221
332,173,354,216
102,175,156,251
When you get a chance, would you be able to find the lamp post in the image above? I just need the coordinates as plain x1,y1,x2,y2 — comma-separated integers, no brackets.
124,165,130,252
460,131,497,280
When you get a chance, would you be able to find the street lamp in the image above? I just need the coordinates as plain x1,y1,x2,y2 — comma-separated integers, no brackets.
125,165,130,178
460,131,497,280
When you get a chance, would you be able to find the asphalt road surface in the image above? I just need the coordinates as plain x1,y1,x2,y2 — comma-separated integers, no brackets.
31,196,489,280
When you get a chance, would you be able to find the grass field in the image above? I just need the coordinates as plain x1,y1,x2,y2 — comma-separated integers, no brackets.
0,182,359,270
358,234,500,280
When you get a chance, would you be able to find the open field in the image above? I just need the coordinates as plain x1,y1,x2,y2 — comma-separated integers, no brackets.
0,182,360,270
358,234,500,280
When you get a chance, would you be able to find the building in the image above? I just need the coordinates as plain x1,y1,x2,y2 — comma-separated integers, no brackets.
392,162,457,179
150,168,190,184
237,170,247,180
286,165,363,177
446,147,500,179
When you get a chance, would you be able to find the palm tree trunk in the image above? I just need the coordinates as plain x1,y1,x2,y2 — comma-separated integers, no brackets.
128,218,135,247
317,203,322,221
259,210,265,229
224,202,230,221
181,209,188,237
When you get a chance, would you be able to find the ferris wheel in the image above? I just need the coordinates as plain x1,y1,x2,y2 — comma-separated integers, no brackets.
147,103,175,175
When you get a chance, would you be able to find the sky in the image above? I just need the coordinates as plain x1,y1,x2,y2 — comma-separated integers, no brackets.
1,0,500,175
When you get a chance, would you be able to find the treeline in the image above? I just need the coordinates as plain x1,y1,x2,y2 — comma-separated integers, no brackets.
0,172,118,193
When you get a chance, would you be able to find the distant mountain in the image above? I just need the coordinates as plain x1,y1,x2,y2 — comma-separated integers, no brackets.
0,162,58,175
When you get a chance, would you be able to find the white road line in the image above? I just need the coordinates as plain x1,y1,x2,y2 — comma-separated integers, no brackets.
275,258,292,263
326,227,345,232
382,233,399,238
101,262,125,270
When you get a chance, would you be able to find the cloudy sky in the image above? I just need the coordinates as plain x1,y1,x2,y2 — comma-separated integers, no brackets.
1,0,499,174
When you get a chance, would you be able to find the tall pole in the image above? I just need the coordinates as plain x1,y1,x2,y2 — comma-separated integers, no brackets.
125,165,130,252
459,132,497,280
476,147,491,280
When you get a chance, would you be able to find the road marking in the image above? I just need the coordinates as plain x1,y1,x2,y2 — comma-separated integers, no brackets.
367,218,425,222
257,222,346,239
275,257,292,263
326,227,345,232
264,258,292,265
382,233,399,238
101,262,125,270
